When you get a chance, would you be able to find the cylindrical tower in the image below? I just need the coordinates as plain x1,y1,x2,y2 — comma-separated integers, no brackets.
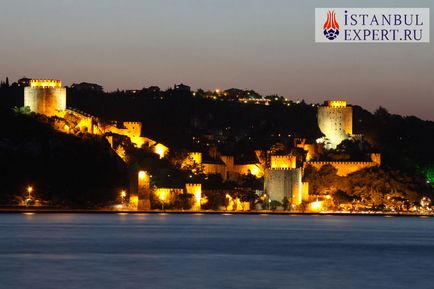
317,100,352,148
24,79,66,116
137,170,151,210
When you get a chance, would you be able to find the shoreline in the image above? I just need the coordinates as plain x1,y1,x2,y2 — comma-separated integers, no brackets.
0,208,432,217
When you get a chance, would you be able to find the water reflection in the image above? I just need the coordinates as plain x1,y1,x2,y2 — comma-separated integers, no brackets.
0,214,433,289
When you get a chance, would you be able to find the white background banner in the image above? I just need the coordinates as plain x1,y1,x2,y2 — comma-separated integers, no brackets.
315,8,430,43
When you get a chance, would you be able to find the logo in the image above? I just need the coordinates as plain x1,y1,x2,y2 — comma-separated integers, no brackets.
323,10,340,40
315,8,430,43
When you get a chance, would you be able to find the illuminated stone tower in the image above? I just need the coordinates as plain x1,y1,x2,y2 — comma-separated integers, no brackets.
137,171,151,210
24,79,66,116
317,100,352,148
264,168,304,208
186,183,202,210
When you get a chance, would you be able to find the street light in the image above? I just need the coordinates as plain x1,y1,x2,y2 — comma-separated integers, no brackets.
138,171,146,179
27,186,33,196
26,186,33,207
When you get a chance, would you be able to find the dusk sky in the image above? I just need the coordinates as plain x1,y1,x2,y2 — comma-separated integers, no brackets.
1,0,433,120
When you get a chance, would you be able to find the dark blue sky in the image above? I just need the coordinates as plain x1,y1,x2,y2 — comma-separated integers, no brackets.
0,0,433,120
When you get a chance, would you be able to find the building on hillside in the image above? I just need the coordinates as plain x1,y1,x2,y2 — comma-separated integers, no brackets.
17,77,31,87
70,82,103,92
174,83,191,93
129,170,151,210
24,79,66,116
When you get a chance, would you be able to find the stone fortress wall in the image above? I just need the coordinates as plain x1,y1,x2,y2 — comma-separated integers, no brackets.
24,79,66,116
185,153,263,181
264,167,308,206
305,153,381,177
23,79,169,160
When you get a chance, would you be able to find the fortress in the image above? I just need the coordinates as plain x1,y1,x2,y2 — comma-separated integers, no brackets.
23,80,169,161
20,81,382,211
177,99,380,210
263,100,381,209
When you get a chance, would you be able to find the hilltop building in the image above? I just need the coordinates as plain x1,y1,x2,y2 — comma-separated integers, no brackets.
24,79,66,116
17,77,31,87
174,83,191,93
70,82,103,92
317,100,353,149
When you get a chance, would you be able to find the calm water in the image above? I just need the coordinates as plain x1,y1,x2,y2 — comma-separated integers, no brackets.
0,214,433,289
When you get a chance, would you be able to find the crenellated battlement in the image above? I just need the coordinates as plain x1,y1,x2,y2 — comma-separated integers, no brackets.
270,155,296,169
25,79,66,116
326,100,347,108
318,99,353,148
189,152,202,164
185,183,202,188
305,159,380,177
185,183,202,210
66,108,94,118
123,121,142,131
29,79,62,88
268,167,292,171
307,161,377,166
124,121,141,125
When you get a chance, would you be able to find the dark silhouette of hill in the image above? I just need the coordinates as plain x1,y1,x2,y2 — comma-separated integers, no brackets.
0,106,127,207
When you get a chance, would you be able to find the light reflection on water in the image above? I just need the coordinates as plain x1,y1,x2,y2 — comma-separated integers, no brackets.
0,214,434,289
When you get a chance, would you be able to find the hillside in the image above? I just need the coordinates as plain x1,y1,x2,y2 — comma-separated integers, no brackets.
0,107,128,207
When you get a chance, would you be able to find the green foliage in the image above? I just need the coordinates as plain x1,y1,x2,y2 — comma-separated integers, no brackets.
423,166,434,183
13,106,31,114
